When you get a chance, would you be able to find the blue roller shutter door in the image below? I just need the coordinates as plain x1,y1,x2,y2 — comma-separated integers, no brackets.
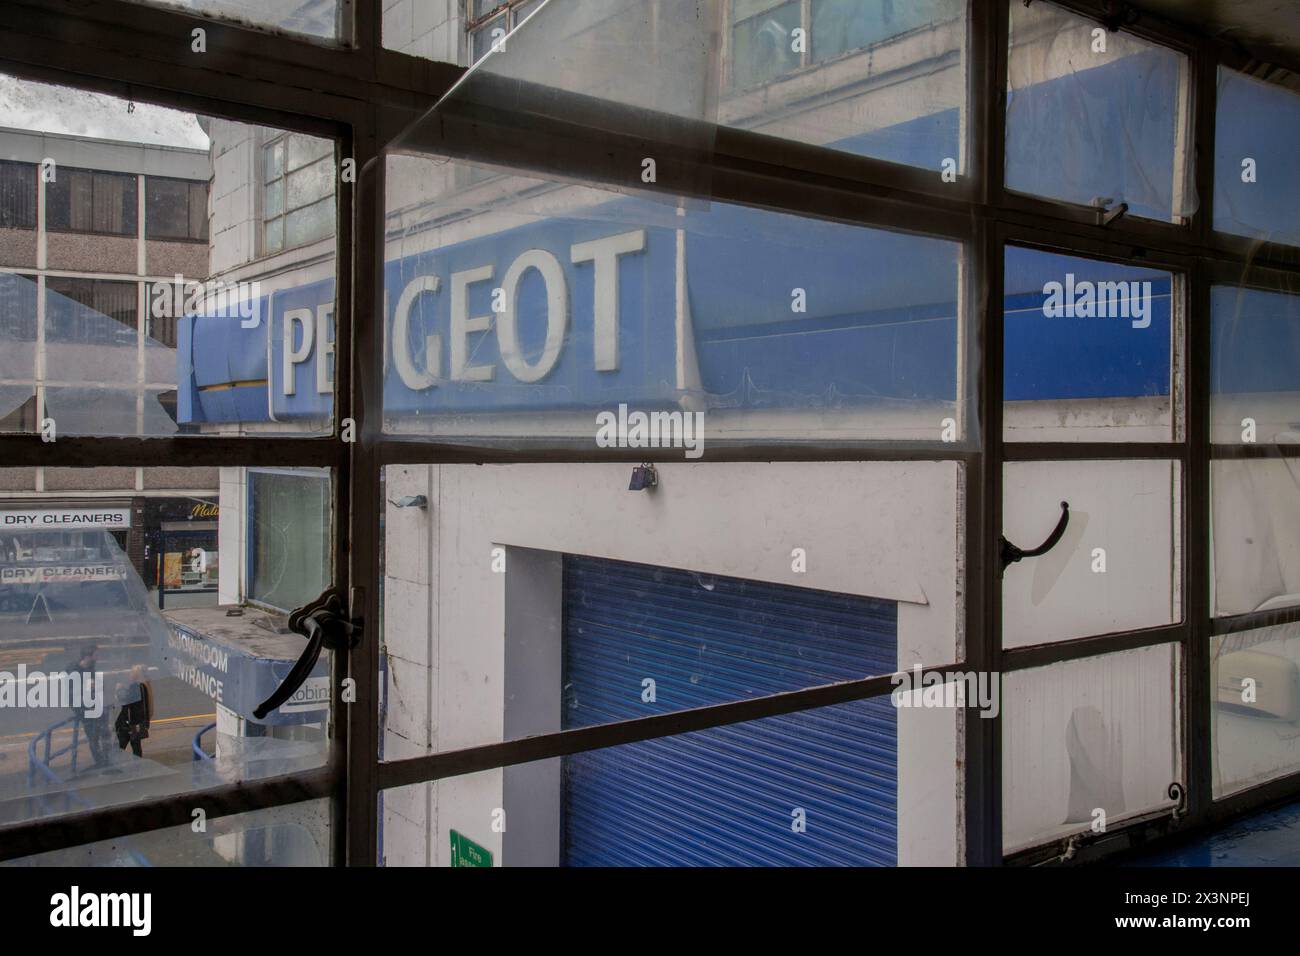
562,555,898,866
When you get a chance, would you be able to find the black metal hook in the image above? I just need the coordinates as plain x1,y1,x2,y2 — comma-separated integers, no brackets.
1099,0,1140,31
253,588,361,720
1001,501,1070,570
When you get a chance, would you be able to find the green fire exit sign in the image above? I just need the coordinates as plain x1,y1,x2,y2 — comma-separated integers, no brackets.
449,829,493,867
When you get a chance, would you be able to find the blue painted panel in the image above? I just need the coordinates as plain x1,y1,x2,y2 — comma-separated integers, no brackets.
561,556,898,866
157,619,328,727
1005,247,1172,401
832,107,961,172
381,215,679,415
684,202,960,406
176,79,1205,421
1211,286,1300,395
1215,69,1300,246
268,278,335,421
1006,48,1184,222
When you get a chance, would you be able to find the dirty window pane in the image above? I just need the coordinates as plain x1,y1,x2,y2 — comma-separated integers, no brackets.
1003,644,1182,853
0,72,337,437
45,168,138,236
118,0,340,42
0,161,37,229
5,799,330,866
264,217,284,254
45,280,142,409
248,469,330,612
1214,68,1300,247
0,274,37,430
382,700,958,865
0,466,331,830
385,0,968,175
264,140,285,182
730,1,801,90
1211,459,1300,618
284,196,334,248
380,461,961,758
384,157,966,442
1004,246,1178,442
287,157,333,209
1003,460,1180,648
1211,285,1300,447
726,0,969,170
147,176,209,242
471,13,506,63
1007,0,1194,223
1213,624,1300,798
265,178,285,218
286,133,331,172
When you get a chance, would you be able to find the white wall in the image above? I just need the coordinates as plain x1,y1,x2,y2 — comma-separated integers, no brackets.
217,465,246,605
382,0,462,63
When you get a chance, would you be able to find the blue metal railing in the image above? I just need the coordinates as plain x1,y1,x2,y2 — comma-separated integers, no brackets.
192,722,216,761
27,715,151,866
27,715,83,803
191,721,216,786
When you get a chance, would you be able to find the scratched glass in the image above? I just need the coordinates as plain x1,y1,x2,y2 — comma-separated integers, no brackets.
379,461,962,759
0,465,332,828
5,799,330,866
381,699,959,866
384,0,969,176
1003,644,1183,853
380,0,972,444
114,0,341,42
0,71,337,438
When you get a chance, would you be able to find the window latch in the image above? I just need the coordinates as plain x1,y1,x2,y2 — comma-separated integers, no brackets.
1091,196,1128,227
1000,501,1070,571
253,587,361,720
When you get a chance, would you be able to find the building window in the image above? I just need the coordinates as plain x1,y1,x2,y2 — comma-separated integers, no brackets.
729,0,959,90
1215,67,1300,247
146,176,209,241
262,133,334,256
44,167,138,236
468,0,542,63
247,469,330,612
0,161,37,230
45,276,139,344
731,0,803,89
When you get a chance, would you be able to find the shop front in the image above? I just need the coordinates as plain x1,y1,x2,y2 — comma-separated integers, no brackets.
141,497,219,606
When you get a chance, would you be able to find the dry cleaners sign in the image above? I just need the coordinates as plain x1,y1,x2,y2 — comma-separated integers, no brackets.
0,509,131,529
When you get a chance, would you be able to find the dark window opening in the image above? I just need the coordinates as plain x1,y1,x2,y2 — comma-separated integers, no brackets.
45,167,138,236
0,160,37,229
146,176,208,241
46,276,138,343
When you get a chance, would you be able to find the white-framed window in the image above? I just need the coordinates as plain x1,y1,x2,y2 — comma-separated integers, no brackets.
246,467,330,612
728,0,960,91
467,0,543,64
261,132,335,256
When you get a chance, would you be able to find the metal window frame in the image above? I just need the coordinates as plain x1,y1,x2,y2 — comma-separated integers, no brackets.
261,132,338,255
0,158,40,231
43,165,140,238
0,0,1299,868
143,174,210,243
